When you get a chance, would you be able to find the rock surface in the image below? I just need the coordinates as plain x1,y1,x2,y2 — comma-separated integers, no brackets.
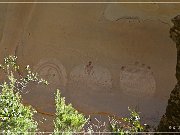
158,15,180,132
0,2,179,131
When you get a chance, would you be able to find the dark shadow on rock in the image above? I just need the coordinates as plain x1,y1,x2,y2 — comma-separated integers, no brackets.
158,15,180,133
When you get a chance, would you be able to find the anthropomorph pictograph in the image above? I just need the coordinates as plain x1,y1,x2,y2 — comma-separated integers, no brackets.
84,61,94,75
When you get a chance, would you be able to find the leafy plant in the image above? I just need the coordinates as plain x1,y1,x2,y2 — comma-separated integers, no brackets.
0,55,19,74
0,74,38,134
0,55,48,134
85,117,108,134
54,89,87,135
109,107,144,135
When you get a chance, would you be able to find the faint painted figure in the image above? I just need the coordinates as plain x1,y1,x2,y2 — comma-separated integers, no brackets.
34,59,67,87
70,63,112,91
120,61,156,97
84,61,94,75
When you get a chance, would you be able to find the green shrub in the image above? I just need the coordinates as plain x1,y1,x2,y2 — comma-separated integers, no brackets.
54,89,87,135
0,55,48,134
109,107,144,135
0,74,38,134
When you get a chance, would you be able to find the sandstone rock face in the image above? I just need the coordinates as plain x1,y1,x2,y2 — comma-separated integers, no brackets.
0,2,179,131
104,3,180,24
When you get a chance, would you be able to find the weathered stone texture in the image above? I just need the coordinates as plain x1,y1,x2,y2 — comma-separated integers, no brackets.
120,62,156,97
0,3,179,131
158,15,180,132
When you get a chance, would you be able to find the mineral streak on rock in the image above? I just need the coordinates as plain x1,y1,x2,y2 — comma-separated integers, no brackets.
158,15,180,132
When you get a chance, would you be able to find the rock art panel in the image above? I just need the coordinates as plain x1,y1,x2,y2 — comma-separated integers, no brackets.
120,61,156,97
70,61,112,92
0,3,177,129
34,59,67,87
